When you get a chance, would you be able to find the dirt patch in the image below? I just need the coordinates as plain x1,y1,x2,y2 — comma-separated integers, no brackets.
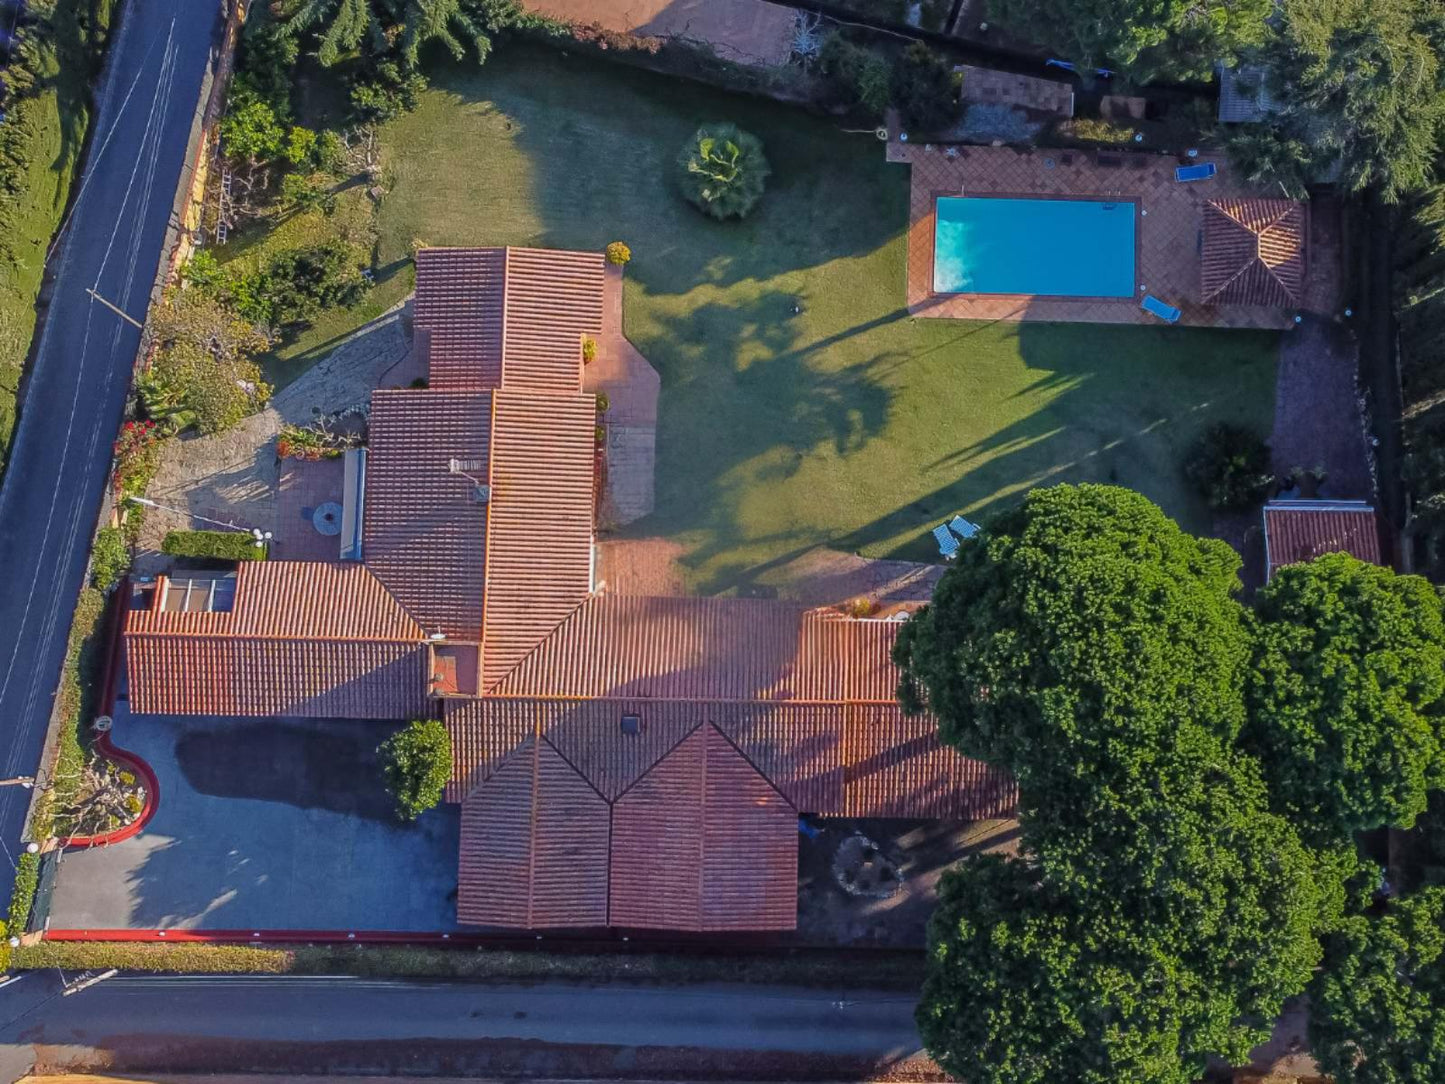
597,538,689,596
760,548,944,610
797,818,1020,948
174,720,400,823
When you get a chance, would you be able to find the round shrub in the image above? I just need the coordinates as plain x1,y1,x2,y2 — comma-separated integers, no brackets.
378,719,451,823
1183,422,1275,511
605,241,631,265
676,123,770,221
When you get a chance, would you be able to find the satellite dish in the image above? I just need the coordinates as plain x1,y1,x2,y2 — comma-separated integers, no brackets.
93,715,113,733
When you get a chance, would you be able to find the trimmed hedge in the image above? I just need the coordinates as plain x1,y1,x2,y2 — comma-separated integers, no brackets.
7,853,39,935
161,529,266,561
14,941,924,989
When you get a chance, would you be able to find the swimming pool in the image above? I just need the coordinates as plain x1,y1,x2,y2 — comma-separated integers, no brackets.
933,196,1137,297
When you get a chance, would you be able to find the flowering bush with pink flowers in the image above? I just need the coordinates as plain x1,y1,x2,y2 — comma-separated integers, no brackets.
113,420,164,498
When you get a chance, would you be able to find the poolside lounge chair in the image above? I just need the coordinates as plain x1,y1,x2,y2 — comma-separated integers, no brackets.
1142,295,1181,323
1174,162,1216,182
949,515,980,540
933,523,959,560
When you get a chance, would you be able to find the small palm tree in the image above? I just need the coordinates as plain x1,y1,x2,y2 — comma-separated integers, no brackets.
677,123,771,221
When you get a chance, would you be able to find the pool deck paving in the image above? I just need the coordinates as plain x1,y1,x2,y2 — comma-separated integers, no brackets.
892,142,1341,329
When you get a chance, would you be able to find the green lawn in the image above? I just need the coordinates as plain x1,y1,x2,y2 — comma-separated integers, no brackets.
279,44,1278,592
0,0,114,472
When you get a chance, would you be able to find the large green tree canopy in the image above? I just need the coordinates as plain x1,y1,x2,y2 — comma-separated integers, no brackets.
1263,0,1445,201
985,0,1273,81
1310,887,1445,1084
282,0,520,68
896,485,1348,1084
1247,553,1445,838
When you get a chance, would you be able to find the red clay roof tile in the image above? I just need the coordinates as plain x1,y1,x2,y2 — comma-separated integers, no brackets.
362,389,492,640
500,247,604,394
1201,199,1307,307
608,725,797,932
480,390,597,690
456,737,611,928
1263,500,1386,579
414,248,506,391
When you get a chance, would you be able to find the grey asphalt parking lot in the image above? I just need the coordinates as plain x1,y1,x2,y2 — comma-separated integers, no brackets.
46,709,461,931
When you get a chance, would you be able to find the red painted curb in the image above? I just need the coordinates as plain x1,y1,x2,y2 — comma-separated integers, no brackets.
63,732,160,849
65,580,160,850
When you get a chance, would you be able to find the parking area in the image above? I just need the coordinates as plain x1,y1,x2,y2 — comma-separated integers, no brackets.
46,709,461,932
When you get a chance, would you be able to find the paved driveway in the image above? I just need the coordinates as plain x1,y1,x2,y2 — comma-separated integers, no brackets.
47,708,461,931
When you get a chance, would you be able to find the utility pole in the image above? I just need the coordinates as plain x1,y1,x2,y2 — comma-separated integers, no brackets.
84,288,144,330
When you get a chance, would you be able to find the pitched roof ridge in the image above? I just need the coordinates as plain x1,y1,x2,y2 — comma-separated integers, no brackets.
485,593,602,693
540,732,612,806
609,721,707,804
125,630,425,645
705,721,798,810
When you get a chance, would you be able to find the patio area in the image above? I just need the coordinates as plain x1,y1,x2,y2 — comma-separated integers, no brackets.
895,143,1341,329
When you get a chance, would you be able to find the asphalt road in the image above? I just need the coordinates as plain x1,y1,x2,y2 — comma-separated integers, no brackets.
0,972,925,1078
0,0,218,903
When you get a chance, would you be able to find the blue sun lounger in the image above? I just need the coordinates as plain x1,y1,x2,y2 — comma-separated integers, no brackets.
933,523,959,560
949,515,980,540
1174,162,1216,182
1142,295,1181,323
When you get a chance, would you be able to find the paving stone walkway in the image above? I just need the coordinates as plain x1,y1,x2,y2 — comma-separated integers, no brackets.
135,306,409,573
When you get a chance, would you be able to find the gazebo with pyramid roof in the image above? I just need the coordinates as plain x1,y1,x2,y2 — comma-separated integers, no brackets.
1200,198,1308,308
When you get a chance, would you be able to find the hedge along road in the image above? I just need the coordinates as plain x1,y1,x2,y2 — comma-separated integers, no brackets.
0,0,219,906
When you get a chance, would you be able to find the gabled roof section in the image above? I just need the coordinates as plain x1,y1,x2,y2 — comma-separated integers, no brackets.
415,246,604,395
490,597,905,702
125,562,423,641
1201,199,1307,307
363,389,492,640
1263,499,1386,580
123,563,430,719
479,389,597,691
501,247,604,394
457,737,611,928
609,725,797,932
414,248,506,391
126,637,430,718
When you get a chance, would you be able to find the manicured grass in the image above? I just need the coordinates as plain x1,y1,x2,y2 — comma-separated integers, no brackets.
279,44,1279,590
0,0,114,471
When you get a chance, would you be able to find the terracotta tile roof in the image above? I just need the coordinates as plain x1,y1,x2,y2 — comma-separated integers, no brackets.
415,246,604,395
456,737,611,928
126,637,430,718
362,389,492,640
125,562,423,641
608,725,797,931
414,248,505,391
124,563,431,718
1263,500,1387,580
481,390,597,690
1201,199,1307,307
490,597,903,702
447,696,1016,820
500,247,604,394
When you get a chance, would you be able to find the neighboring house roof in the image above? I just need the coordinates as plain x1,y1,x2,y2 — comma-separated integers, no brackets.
1217,65,1279,124
1262,499,1386,580
1201,199,1307,308
124,246,1016,934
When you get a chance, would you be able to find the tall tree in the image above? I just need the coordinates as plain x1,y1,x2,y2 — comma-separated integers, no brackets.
1247,553,1445,839
282,0,520,68
985,0,1273,81
1263,0,1445,202
896,485,1345,1083
1310,887,1445,1084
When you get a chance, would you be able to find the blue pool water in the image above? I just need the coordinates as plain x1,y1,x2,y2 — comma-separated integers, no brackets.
933,196,1137,297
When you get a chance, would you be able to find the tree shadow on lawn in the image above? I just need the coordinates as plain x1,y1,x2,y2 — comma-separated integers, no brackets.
633,290,905,593
401,44,906,298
